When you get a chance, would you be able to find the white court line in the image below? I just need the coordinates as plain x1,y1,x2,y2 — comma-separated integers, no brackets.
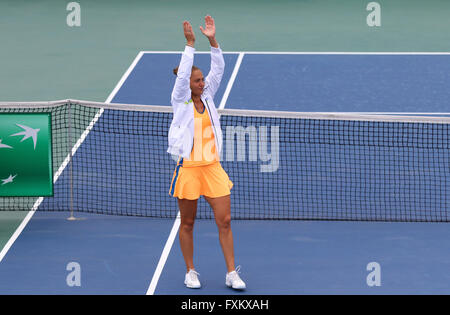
235,51,450,55
146,212,181,295
105,52,145,103
0,52,144,263
141,51,450,55
141,51,240,54
0,204,39,262
219,52,244,110
314,112,450,115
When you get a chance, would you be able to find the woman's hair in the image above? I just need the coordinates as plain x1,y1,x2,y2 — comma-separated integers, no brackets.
173,65,200,76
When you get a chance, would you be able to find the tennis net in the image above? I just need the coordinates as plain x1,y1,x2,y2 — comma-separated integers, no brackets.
0,99,449,222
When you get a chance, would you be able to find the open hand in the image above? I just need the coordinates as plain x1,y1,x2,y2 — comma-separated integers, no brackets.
199,15,215,39
183,21,195,47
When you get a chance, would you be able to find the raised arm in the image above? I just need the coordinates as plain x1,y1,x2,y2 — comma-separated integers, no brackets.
171,21,196,104
200,16,224,101
200,15,218,48
185,20,196,48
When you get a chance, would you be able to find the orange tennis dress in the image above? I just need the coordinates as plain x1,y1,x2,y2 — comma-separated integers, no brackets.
169,104,233,200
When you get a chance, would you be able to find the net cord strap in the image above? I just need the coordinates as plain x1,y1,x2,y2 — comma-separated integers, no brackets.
1,99,450,124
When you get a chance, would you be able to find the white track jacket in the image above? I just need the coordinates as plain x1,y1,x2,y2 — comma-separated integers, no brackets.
167,45,225,159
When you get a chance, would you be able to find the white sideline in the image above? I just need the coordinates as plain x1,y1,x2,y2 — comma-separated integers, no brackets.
0,52,144,263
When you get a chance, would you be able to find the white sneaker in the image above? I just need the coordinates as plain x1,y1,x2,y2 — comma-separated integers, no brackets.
184,269,201,289
225,266,246,290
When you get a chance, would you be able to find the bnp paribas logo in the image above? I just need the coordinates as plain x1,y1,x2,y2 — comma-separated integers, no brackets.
0,114,53,197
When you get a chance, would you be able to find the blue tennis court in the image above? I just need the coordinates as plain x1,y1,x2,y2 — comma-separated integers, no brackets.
1,51,450,295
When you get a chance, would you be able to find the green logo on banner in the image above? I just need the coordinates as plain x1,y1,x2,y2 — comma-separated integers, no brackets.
0,114,53,196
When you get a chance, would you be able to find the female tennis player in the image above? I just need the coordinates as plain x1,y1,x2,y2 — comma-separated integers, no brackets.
167,16,246,290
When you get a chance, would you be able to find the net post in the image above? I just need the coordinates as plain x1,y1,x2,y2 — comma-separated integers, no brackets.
66,101,76,221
